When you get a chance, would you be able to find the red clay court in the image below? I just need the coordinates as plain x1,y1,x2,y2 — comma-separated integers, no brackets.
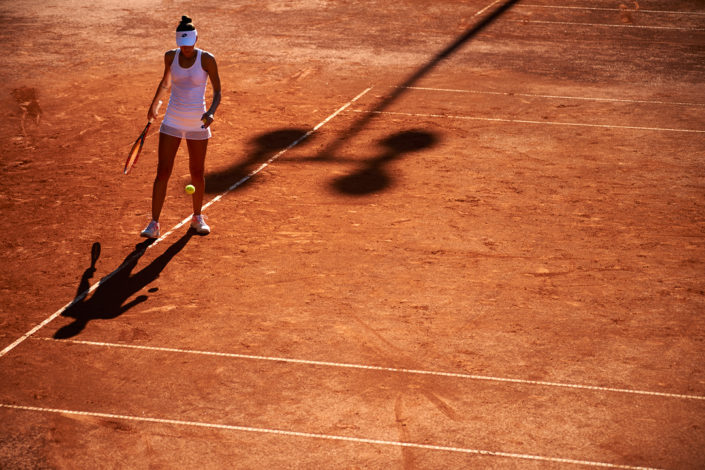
1,0,704,468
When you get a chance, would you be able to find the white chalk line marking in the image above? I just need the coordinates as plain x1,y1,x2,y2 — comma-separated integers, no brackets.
0,87,373,360
519,4,705,16
473,0,502,17
0,404,663,469
351,110,705,134
509,19,705,31
35,338,705,401
400,86,705,107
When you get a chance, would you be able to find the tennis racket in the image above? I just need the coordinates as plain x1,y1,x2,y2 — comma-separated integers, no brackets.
123,100,162,175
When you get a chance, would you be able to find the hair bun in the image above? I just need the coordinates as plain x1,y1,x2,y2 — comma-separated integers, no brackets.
176,15,195,32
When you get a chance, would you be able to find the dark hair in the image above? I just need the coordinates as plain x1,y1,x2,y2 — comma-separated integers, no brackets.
176,16,195,32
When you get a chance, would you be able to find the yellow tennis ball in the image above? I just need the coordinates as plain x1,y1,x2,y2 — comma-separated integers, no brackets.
185,184,195,194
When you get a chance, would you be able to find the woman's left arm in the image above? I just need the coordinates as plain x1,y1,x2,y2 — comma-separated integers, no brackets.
201,52,221,128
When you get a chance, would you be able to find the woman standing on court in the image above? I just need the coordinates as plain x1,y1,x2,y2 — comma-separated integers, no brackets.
141,15,221,238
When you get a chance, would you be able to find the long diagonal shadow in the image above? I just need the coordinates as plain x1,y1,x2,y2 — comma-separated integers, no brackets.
203,1,517,197
54,232,193,339
317,0,519,160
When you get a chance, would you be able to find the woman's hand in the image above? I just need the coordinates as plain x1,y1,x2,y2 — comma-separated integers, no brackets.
201,112,214,128
148,100,163,122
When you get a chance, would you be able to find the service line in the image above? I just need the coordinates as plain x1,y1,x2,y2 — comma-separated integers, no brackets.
519,4,705,16
36,337,705,401
509,19,705,32
400,86,705,107
0,403,663,469
0,87,373,360
351,110,705,134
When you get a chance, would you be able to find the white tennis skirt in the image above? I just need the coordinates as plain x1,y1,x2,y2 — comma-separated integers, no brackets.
160,122,211,140
160,95,212,140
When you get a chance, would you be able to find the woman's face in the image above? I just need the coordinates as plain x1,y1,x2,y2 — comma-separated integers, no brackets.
180,44,196,58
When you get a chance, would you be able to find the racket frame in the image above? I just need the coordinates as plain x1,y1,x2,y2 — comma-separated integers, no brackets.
123,100,162,175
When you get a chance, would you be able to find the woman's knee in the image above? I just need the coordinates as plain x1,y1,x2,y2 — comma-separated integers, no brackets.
155,165,173,181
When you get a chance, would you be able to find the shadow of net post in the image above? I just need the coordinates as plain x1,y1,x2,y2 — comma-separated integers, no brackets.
318,0,519,161
205,128,313,194
54,232,193,339
332,129,438,196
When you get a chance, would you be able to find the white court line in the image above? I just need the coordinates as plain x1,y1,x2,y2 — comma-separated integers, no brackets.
0,404,663,469
400,86,705,107
351,110,705,134
473,0,502,17
509,19,705,31
0,87,373,360
519,4,705,16
37,338,705,401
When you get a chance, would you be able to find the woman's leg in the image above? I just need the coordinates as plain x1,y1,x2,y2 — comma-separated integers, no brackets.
151,132,182,221
186,138,208,215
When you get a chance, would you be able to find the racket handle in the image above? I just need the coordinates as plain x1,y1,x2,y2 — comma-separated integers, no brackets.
148,100,163,123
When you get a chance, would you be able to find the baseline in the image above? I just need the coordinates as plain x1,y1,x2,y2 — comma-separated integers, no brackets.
36,338,705,401
0,403,663,470
0,87,373,360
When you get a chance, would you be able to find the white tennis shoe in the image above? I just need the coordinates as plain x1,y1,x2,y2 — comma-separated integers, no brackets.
140,220,160,239
191,214,210,234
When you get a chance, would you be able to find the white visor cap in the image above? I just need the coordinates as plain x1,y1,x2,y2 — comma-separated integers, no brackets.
176,30,197,47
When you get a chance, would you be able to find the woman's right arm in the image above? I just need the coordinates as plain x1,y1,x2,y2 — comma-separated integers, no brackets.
148,51,175,121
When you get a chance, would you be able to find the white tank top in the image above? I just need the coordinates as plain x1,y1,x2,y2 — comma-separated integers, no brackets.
162,49,209,131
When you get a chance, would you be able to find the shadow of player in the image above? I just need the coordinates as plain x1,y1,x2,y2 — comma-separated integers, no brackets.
54,231,193,339
331,129,437,195
205,128,313,194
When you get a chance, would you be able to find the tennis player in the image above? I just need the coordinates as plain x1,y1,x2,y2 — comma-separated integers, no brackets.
141,15,221,238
